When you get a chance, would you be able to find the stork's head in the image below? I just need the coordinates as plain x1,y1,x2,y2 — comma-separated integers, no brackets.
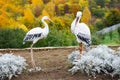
76,11,82,17
42,16,53,25
75,11,82,26
42,16,51,20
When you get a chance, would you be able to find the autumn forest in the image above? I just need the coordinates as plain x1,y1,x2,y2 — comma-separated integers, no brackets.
0,0,120,48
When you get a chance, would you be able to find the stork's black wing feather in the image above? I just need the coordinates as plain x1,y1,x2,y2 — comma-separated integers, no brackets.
77,32,91,45
23,33,41,44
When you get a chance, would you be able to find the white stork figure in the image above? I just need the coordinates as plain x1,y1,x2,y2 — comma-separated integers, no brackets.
23,16,52,71
71,11,91,59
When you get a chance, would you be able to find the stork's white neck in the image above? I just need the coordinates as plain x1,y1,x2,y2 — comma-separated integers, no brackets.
42,18,49,34
75,17,81,24
71,17,81,33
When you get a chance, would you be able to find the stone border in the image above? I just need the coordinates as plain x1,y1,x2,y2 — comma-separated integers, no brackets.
0,45,119,53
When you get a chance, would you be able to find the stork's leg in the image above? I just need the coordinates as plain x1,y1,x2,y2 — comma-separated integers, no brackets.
78,43,82,59
29,43,41,72
30,44,36,69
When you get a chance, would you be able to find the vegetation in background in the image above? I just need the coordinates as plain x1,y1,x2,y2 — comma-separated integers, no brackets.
103,30,120,45
0,0,120,48
0,27,78,48
0,28,27,48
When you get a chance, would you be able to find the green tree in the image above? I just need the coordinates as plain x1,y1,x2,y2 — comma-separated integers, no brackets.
95,19,104,30
95,0,105,7
92,7,106,18
104,8,120,27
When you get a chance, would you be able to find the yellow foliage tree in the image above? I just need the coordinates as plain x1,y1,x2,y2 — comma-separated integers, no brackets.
81,7,91,24
79,0,89,9
31,0,44,6
21,8,35,29
0,0,26,30
8,18,17,28
17,24,28,31
6,4,23,20
24,8,35,24
0,1,9,28
68,0,79,3
0,0,5,8
0,13,9,28
52,17,65,30
40,9,50,18
9,17,28,31
44,2,55,18
54,0,65,5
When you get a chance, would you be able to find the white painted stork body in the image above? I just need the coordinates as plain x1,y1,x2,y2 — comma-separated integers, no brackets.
23,16,51,71
71,11,91,58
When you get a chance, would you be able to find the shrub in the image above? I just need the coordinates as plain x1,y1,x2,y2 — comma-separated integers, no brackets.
0,28,28,48
34,26,77,47
118,27,120,40
0,26,77,48
91,35,102,45
68,45,120,78
95,19,104,30
0,53,27,80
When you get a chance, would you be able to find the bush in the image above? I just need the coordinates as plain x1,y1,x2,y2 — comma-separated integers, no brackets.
68,45,120,78
0,26,77,48
91,35,102,45
95,19,104,30
34,26,77,47
0,53,27,80
118,27,120,40
0,28,28,48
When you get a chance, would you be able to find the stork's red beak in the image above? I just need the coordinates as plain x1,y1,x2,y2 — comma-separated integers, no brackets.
75,17,79,26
